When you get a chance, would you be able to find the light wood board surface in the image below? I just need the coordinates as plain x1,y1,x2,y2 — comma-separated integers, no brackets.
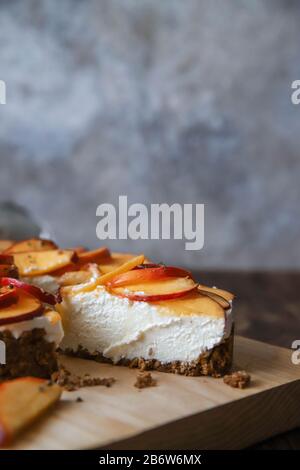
7,336,300,450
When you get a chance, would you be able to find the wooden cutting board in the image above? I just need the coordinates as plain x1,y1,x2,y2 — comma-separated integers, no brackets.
8,336,300,450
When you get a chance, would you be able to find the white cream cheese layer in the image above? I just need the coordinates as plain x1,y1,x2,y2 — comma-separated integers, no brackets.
0,310,64,346
60,286,232,364
22,275,60,294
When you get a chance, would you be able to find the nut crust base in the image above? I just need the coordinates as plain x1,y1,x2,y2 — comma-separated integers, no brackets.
0,329,59,380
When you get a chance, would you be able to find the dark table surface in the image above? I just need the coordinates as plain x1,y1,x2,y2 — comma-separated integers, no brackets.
193,270,300,450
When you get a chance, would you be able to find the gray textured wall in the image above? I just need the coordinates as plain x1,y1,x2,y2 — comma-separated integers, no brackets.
0,0,300,269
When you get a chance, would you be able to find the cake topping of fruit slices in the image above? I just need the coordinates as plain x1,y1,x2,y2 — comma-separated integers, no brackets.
5,237,113,278
106,264,197,302
3,238,58,254
61,256,234,311
13,249,78,277
106,264,193,287
109,277,198,302
76,246,110,265
0,278,62,325
0,290,44,326
0,377,62,447
0,278,59,305
60,254,145,295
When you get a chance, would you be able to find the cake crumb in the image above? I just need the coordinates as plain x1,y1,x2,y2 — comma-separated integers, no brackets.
223,370,251,389
134,371,157,389
54,365,115,391
76,397,83,402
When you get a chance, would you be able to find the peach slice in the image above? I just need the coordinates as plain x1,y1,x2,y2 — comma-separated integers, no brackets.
107,265,193,288
0,377,62,447
98,252,141,274
13,249,77,277
198,285,234,302
110,276,197,302
77,247,110,265
97,254,145,286
0,290,44,325
0,278,58,305
153,290,225,318
0,240,13,253
198,290,230,310
4,238,57,254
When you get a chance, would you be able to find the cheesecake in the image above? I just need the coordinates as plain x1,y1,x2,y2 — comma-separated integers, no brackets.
0,251,63,380
1,239,235,377
58,256,234,377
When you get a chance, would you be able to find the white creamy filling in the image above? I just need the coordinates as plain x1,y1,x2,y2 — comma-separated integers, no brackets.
0,313,64,346
60,287,232,363
22,275,60,294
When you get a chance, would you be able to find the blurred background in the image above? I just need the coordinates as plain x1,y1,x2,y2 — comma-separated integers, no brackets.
0,0,300,269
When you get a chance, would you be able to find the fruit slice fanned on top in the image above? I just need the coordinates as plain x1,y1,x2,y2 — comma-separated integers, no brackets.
77,246,110,265
13,250,78,277
104,261,197,302
107,265,193,288
4,238,57,254
0,377,62,447
0,290,44,326
197,284,234,302
110,276,198,302
0,278,58,305
153,290,225,318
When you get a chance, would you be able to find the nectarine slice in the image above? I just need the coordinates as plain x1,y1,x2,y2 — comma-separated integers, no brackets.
107,265,193,288
0,377,62,447
13,249,77,277
4,238,57,254
110,276,197,302
98,254,145,286
0,278,58,305
77,247,110,265
153,290,225,318
98,252,141,274
198,285,234,302
0,290,44,325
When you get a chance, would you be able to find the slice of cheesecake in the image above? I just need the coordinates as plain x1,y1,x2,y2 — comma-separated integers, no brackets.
0,280,63,380
58,256,234,377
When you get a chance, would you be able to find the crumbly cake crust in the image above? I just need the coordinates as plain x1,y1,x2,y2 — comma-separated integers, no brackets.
223,370,251,389
62,329,234,378
0,328,59,380
134,371,157,389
